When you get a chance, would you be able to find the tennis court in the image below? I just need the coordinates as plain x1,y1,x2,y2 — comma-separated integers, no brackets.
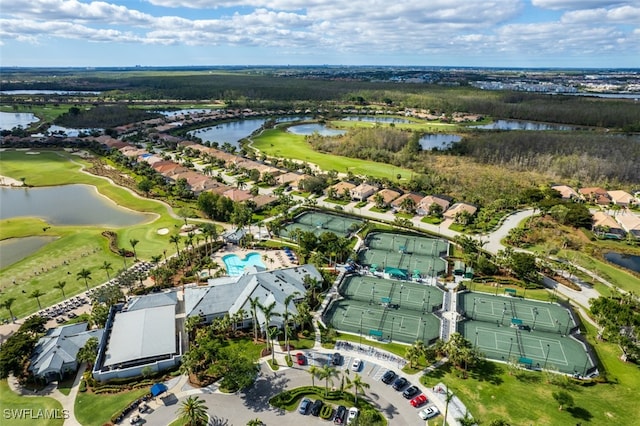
281,211,363,238
324,275,445,345
359,231,448,279
457,292,595,375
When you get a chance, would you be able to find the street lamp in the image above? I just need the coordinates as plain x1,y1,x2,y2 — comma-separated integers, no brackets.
543,344,551,370
500,308,507,326
472,298,477,320
359,312,364,346
422,298,426,314
475,331,479,347
390,316,395,342
564,312,572,336
399,285,403,308
532,308,538,330
427,292,431,313
508,337,513,360
422,319,427,342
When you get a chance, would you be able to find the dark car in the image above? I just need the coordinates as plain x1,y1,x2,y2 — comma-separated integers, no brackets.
310,399,323,416
402,385,420,399
332,352,341,365
381,369,396,384
299,398,312,414
392,376,408,391
334,405,347,424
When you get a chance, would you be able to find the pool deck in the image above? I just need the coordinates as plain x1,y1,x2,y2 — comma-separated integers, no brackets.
212,244,297,272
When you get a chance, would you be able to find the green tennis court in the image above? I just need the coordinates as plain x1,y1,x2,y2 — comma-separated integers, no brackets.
326,298,442,345
457,292,595,375
281,211,363,238
359,231,448,279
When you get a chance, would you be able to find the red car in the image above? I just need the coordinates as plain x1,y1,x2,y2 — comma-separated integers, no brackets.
410,394,428,408
295,352,306,366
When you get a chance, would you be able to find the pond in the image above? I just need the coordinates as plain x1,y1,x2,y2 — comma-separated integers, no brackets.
0,111,39,130
156,109,215,117
0,184,152,227
419,134,462,150
0,90,101,95
604,252,640,274
0,236,58,269
188,116,311,148
287,123,347,137
342,116,412,124
471,119,574,131
47,125,101,137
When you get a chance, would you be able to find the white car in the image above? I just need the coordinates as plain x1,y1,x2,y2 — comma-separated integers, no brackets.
346,407,359,425
418,406,440,420
351,358,362,372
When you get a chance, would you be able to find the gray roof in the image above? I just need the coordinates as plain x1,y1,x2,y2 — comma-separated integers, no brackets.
102,304,176,368
185,264,322,328
30,323,103,377
126,291,177,311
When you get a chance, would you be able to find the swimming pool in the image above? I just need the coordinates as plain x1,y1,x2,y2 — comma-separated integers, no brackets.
222,252,266,276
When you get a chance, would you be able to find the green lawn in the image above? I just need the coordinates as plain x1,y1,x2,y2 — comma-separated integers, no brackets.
0,380,65,426
419,320,640,425
0,150,183,318
75,388,149,426
560,250,640,294
251,129,412,181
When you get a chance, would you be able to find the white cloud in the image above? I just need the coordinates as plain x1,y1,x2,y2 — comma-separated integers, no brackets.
531,0,634,10
562,5,640,24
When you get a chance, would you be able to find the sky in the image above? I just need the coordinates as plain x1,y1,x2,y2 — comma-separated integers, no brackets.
1,0,639,68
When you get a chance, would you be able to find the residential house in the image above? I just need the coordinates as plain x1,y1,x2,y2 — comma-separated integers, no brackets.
551,185,579,201
276,172,308,190
367,188,402,207
607,190,636,207
391,192,423,212
223,188,253,203
327,181,356,199
615,212,640,239
578,187,611,205
350,183,377,201
30,323,103,383
443,202,478,221
416,194,452,216
250,194,278,211
592,211,626,239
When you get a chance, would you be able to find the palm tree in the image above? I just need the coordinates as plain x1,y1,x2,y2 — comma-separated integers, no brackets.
118,248,128,269
100,261,113,281
318,364,339,396
346,373,370,404
129,238,140,260
250,297,261,343
246,419,263,426
259,301,280,353
283,292,300,359
457,411,477,426
308,365,320,388
176,395,209,426
443,389,454,426
170,234,182,256
77,337,99,366
2,297,16,322
405,345,421,369
76,268,92,291
30,289,45,310
54,281,67,299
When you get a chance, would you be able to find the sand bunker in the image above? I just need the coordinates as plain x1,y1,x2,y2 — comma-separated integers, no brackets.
0,175,24,186
157,228,170,235
26,151,40,155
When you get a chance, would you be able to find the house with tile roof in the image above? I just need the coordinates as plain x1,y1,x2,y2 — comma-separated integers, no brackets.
29,323,103,383
593,211,626,239
578,187,611,205
416,194,452,216
552,185,579,200
608,190,636,207
368,188,402,207
350,183,377,201
391,192,424,211
443,202,478,221
615,212,640,239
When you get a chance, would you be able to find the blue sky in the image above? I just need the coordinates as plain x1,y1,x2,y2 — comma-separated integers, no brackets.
1,0,638,68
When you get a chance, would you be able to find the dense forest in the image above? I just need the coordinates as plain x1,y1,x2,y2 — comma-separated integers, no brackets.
54,105,161,128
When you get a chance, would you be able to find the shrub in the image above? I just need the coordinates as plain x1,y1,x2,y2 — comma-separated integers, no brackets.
319,403,333,419
78,380,87,392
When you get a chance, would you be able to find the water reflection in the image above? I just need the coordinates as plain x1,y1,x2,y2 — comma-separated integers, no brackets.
471,119,574,130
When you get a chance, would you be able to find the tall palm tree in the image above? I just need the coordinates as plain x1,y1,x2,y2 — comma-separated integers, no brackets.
283,292,300,359
259,301,280,353
100,261,113,281
250,297,261,343
308,365,320,388
129,238,140,260
118,248,128,269
2,297,16,322
30,289,45,310
77,268,92,291
176,395,209,426
346,373,370,404
317,364,339,396
443,389,454,426
170,234,182,256
54,281,67,299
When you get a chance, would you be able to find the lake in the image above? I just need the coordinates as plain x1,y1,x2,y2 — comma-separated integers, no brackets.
604,252,640,274
47,124,101,137
287,123,347,137
0,111,39,130
419,134,462,150
0,184,152,227
471,119,574,130
0,236,58,269
342,116,412,124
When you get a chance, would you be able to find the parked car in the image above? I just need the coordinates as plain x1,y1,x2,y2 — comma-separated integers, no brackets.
138,403,149,413
351,358,362,372
129,415,141,425
381,369,396,384
332,352,341,365
299,398,312,414
410,394,428,407
418,406,440,420
346,407,359,425
333,405,347,424
295,352,306,366
402,385,420,399
392,376,408,391
310,399,323,416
